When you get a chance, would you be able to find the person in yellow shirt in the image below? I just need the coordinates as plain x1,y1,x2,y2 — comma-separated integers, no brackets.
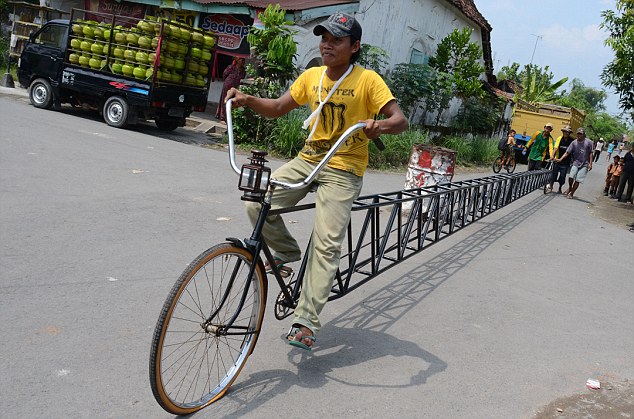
545,125,575,193
227,12,408,350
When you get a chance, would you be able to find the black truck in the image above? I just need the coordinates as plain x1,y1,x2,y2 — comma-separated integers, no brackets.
17,9,216,130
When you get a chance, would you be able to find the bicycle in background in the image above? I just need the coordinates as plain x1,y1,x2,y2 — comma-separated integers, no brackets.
492,146,516,174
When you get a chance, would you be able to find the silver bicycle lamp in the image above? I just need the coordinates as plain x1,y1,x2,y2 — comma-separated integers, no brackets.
238,150,271,202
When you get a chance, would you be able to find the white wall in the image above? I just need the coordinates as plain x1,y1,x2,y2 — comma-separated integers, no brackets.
292,0,487,126
295,0,485,72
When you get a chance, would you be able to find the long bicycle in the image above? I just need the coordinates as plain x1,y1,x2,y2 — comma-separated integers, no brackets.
149,99,367,415
148,101,554,414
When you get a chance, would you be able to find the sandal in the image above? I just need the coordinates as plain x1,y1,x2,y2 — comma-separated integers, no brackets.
287,325,316,351
264,257,286,274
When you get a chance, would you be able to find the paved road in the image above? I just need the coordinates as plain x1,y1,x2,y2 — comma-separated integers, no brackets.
1,91,633,418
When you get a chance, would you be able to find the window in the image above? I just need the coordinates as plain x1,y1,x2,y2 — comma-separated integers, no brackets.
410,48,428,65
36,24,66,49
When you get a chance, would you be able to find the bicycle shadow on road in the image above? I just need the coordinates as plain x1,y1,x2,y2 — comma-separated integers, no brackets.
199,193,555,418
331,192,554,335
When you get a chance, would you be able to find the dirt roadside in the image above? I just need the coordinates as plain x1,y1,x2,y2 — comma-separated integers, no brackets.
534,378,634,418
588,192,634,231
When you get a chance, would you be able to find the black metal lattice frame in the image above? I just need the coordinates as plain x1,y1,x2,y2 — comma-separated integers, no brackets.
269,168,551,303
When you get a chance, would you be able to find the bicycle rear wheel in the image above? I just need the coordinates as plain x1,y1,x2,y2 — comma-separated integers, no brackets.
149,243,266,415
492,156,503,173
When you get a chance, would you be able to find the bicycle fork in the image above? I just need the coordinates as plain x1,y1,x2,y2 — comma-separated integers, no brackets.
202,187,296,336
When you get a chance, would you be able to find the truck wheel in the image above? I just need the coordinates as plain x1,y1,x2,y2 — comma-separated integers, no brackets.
29,78,54,110
155,116,180,132
103,96,129,128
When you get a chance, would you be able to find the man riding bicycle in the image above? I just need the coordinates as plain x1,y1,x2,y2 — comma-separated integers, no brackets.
226,12,408,350
502,129,516,167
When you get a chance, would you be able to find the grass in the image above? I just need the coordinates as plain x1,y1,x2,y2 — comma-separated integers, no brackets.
268,107,309,158
0,64,18,81
229,116,497,172
441,135,498,166
369,128,429,170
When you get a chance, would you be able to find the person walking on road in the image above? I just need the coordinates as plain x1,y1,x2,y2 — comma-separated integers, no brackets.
215,57,246,121
606,140,617,161
226,12,408,350
612,146,634,204
556,127,593,199
546,125,575,193
593,138,605,162
525,123,554,171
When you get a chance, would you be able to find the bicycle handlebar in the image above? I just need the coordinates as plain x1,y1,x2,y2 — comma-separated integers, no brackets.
225,98,367,190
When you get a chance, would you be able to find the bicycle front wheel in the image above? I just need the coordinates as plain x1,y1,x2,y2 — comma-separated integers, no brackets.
492,156,503,173
506,156,516,173
149,243,266,415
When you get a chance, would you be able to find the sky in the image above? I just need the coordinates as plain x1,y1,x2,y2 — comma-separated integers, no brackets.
474,0,622,117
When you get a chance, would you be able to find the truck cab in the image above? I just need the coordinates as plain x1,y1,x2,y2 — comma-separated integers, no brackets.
17,20,69,108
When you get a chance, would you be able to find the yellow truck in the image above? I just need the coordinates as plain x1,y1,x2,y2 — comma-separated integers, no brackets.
511,100,586,137
510,100,586,163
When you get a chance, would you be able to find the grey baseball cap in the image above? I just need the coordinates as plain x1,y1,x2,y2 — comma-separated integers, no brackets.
313,12,362,40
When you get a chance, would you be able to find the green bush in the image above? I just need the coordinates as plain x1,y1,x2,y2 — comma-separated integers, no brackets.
368,129,429,170
0,33,9,70
268,106,309,158
441,135,497,166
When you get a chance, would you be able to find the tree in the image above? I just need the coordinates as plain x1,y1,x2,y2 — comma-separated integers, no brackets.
601,0,634,119
497,62,520,82
233,4,298,144
586,112,628,142
246,4,297,88
358,44,389,77
387,63,435,121
497,62,568,104
518,65,567,104
426,28,485,125
429,27,484,100
451,95,506,135
557,78,607,113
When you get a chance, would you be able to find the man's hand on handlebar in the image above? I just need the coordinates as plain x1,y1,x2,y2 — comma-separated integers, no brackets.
225,88,247,107
361,119,382,139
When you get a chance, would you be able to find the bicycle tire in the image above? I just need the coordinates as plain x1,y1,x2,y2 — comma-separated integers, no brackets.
492,156,503,173
149,243,266,415
506,157,516,173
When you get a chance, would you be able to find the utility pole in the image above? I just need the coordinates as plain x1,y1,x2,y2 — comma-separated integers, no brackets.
529,34,543,64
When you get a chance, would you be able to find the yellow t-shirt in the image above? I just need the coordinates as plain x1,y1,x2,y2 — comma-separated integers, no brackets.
290,65,395,176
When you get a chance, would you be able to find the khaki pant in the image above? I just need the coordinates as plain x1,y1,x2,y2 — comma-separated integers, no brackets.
246,157,363,335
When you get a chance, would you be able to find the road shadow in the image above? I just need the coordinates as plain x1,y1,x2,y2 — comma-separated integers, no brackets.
52,104,215,145
192,193,555,418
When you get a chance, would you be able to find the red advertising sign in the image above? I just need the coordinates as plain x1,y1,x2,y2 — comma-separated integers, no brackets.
199,14,252,54
85,0,146,22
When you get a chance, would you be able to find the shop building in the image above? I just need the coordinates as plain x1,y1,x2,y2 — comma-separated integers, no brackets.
12,0,493,121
